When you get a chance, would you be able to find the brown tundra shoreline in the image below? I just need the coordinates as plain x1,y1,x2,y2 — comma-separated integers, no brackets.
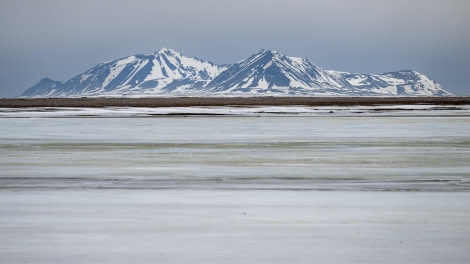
1,97,470,108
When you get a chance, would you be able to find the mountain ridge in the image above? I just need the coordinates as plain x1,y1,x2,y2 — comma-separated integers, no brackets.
21,48,451,97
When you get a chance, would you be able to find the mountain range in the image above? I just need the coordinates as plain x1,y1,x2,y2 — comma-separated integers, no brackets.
21,48,451,97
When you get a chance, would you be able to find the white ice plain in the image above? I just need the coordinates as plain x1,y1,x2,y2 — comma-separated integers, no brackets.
1,107,470,263
1,190,469,264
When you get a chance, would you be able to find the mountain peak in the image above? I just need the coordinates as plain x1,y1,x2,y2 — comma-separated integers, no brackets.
156,47,179,56
39,77,55,83
36,77,63,86
257,49,281,59
259,49,278,54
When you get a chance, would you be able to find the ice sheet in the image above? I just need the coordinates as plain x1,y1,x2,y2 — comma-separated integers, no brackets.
1,109,469,263
1,190,469,264
1,105,469,118
1,115,469,190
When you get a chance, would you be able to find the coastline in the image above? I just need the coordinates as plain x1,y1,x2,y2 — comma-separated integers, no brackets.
2,96,470,108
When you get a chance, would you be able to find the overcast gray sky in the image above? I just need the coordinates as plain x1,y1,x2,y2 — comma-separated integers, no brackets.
1,0,469,97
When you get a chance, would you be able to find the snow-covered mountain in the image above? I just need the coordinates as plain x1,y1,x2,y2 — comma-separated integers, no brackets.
207,49,349,95
21,78,64,97
21,48,451,97
22,48,227,97
328,70,450,96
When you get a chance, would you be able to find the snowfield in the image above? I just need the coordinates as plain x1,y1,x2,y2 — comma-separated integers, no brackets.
1,190,469,264
1,107,469,263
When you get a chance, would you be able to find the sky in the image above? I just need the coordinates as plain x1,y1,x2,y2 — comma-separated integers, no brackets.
1,0,469,97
